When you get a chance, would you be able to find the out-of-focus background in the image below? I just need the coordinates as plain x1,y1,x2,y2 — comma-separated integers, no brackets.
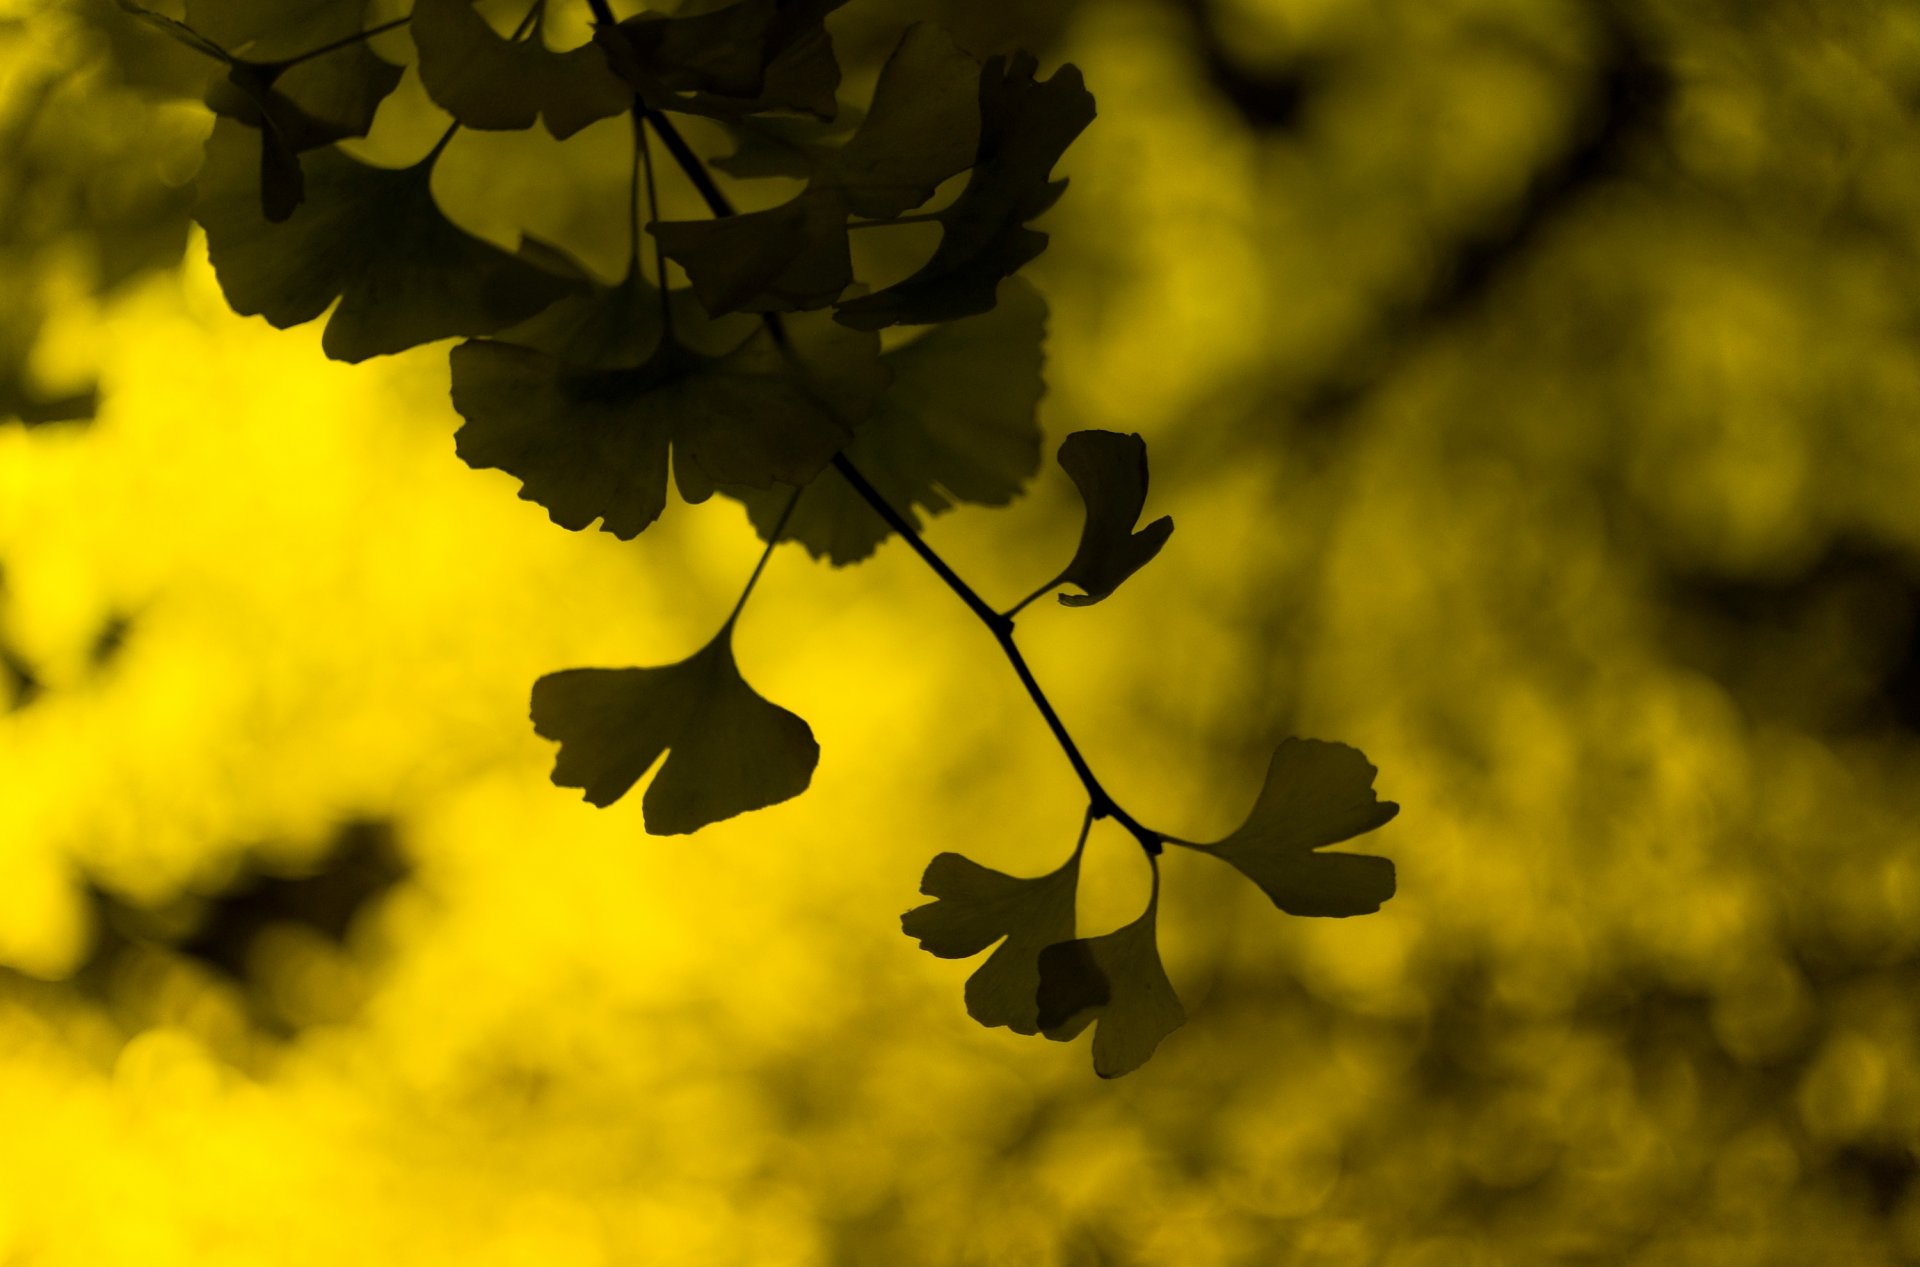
5,0,1920,1261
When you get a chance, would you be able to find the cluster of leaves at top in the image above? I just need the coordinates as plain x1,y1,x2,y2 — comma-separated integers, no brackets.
124,0,1400,1076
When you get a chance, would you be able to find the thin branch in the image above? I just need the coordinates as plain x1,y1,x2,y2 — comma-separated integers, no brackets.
723,487,801,630
280,13,412,67
624,61,1166,859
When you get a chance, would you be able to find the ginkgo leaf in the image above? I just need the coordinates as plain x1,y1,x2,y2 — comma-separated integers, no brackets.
1035,893,1184,1078
194,118,578,362
834,52,1095,330
412,0,630,140
1173,739,1399,917
1041,430,1174,607
726,276,1047,564
600,0,847,121
117,1,401,221
654,24,978,317
810,21,979,219
450,307,882,538
652,189,854,316
531,626,817,835
902,844,1081,1035
709,109,857,180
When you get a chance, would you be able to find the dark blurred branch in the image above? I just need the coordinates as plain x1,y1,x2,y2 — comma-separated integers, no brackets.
1166,0,1317,132
1290,4,1671,431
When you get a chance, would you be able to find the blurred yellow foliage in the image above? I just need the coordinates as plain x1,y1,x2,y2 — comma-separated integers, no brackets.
4,0,1920,1262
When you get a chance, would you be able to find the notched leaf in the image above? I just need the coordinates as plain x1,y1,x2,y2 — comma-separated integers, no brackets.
652,189,854,316
451,305,881,538
531,626,818,834
412,0,630,139
119,0,401,220
834,52,1095,330
902,844,1081,1036
653,23,979,317
725,276,1047,564
1175,739,1399,917
194,118,578,361
1045,430,1173,607
601,0,847,121
1035,893,1184,1078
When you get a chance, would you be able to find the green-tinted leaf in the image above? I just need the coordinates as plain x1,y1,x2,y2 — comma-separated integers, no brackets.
194,118,577,361
727,276,1047,564
601,0,846,121
208,48,403,220
834,53,1095,330
656,24,978,317
1035,893,1184,1078
1043,430,1173,607
902,845,1081,1036
531,627,817,834
652,189,853,316
451,307,880,538
1174,739,1398,917
412,0,629,139
709,110,856,180
812,22,979,219
187,0,367,61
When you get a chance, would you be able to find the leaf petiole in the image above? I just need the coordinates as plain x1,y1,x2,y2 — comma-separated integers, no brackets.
279,14,414,68
846,213,943,230
722,486,801,630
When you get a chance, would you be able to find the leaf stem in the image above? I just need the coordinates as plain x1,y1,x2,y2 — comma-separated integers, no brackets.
1003,577,1062,621
847,213,943,230
280,14,412,67
628,75,1165,860
723,487,801,630
829,455,1163,858
635,114,673,336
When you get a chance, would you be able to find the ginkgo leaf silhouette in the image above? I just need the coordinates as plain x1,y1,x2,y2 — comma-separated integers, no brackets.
412,0,630,140
727,276,1047,563
601,0,847,121
834,52,1095,330
450,307,882,538
653,190,854,316
1035,891,1184,1078
194,118,578,362
1040,430,1174,607
118,0,401,220
654,23,978,316
1173,739,1399,917
810,21,979,219
531,626,817,835
902,843,1082,1035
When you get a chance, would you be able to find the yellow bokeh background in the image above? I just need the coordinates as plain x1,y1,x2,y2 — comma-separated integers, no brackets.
6,0,1920,1262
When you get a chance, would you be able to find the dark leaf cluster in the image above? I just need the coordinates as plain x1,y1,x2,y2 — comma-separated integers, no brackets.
117,0,1402,1074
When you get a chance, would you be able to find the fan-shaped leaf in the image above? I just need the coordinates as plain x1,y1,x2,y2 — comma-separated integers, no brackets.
412,0,629,139
1044,430,1173,607
727,276,1047,564
652,189,854,316
531,627,817,834
903,844,1081,1035
834,52,1094,330
194,118,578,361
1173,739,1398,917
601,0,847,121
654,24,978,316
1035,894,1184,1078
451,307,881,538
117,1,401,220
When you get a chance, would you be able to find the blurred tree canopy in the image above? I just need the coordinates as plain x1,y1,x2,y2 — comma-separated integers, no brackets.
4,0,1920,1262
